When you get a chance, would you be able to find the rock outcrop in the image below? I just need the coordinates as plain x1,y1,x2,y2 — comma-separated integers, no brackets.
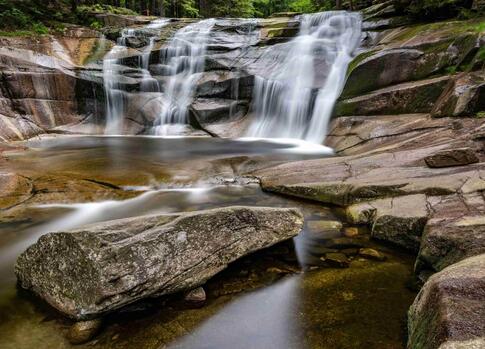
15,206,303,319
408,254,485,349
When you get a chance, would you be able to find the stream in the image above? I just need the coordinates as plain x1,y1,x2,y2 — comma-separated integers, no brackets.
0,10,417,349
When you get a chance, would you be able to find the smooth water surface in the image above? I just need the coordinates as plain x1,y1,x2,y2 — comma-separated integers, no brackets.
0,136,416,349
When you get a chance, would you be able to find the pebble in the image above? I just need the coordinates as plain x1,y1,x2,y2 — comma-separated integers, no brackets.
67,319,103,345
359,248,387,261
322,252,350,268
184,287,206,308
343,227,359,238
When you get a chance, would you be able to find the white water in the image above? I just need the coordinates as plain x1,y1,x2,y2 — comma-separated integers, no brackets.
103,19,170,134
247,11,362,143
153,19,216,135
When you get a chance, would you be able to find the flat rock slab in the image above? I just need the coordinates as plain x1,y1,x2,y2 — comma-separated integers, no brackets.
408,253,485,349
346,194,429,251
15,206,303,320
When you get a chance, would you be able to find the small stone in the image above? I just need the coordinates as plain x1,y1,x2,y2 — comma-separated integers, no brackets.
322,253,350,268
67,319,102,345
424,148,479,168
358,248,387,261
266,267,291,274
183,287,206,308
307,220,343,232
343,227,359,237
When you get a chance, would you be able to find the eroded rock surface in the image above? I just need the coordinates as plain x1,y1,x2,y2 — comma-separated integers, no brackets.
15,206,303,319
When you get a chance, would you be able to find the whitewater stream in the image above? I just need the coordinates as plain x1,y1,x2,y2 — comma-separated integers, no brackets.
0,12,417,349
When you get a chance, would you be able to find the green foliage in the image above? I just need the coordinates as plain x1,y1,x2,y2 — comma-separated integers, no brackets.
32,22,49,34
78,4,137,16
406,0,475,19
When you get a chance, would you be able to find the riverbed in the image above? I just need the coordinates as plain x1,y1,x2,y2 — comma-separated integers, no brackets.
0,136,416,349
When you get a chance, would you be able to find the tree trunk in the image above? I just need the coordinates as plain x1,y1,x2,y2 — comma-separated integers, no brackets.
336,0,342,10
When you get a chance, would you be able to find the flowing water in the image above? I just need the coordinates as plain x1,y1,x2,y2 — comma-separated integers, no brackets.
0,11,417,349
247,11,362,142
103,19,171,134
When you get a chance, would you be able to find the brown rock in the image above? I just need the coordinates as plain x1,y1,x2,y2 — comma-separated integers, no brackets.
67,319,102,345
322,253,350,268
424,148,479,168
343,227,359,237
358,248,387,261
183,287,206,308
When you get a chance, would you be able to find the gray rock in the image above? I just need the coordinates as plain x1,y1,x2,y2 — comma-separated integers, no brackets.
15,206,303,320
416,193,485,276
408,254,485,349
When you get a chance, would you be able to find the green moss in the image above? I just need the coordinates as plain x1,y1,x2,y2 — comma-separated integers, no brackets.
476,111,485,118
346,50,377,78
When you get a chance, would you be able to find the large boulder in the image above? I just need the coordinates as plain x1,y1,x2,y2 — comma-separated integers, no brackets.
408,254,485,349
416,192,485,276
15,206,303,320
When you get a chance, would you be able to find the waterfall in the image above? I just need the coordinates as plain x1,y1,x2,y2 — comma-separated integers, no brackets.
103,19,170,134
152,19,216,135
246,11,362,143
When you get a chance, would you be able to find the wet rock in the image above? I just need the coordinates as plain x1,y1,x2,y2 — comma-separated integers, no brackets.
416,193,485,276
0,173,33,210
184,287,206,308
189,98,248,125
358,248,387,261
67,319,102,345
15,206,303,319
343,227,359,238
306,220,343,238
322,253,350,268
408,254,485,349
335,76,450,116
424,147,479,168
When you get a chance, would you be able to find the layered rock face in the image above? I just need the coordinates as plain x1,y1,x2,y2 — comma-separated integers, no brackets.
15,206,303,320
0,28,108,141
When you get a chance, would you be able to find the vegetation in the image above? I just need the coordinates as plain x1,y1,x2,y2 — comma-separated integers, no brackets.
0,0,483,34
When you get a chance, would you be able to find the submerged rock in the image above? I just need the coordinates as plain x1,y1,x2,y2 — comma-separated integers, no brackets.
408,254,485,349
15,206,303,320
67,319,103,345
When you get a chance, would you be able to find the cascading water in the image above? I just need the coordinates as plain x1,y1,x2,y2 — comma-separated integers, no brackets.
246,11,362,143
152,19,216,135
103,19,170,134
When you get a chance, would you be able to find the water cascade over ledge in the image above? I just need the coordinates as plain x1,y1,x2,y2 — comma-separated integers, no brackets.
246,11,362,143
